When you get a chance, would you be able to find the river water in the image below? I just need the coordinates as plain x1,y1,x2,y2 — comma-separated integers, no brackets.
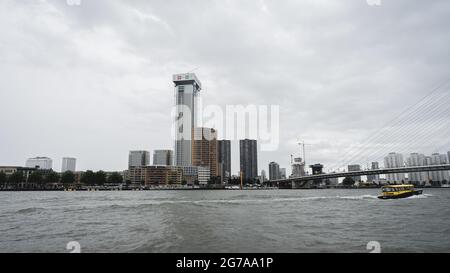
0,189,449,253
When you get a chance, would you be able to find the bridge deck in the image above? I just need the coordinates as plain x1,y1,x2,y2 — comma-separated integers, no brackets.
265,164,450,184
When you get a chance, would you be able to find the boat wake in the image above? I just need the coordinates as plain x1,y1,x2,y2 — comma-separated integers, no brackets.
87,193,435,211
100,195,384,210
15,207,46,214
405,193,433,199
338,195,379,200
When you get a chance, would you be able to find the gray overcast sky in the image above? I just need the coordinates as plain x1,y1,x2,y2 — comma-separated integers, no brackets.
1,0,449,174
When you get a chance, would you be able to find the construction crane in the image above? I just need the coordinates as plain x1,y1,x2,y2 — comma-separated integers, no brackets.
187,67,200,74
298,140,313,167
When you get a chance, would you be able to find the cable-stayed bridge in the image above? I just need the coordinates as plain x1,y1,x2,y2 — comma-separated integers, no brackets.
264,164,450,188
322,80,450,174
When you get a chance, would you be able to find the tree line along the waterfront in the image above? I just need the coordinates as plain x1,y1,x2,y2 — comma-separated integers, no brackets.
0,170,124,189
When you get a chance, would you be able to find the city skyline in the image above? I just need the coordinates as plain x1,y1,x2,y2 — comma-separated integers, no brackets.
1,1,450,175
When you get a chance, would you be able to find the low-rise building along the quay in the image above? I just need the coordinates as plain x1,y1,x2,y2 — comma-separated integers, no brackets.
197,166,211,185
0,166,36,180
127,166,147,185
144,166,183,186
126,165,209,186
181,166,199,185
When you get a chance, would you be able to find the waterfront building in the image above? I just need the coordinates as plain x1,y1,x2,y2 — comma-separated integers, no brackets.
366,162,380,183
218,140,231,183
61,157,76,172
347,164,362,182
291,157,306,178
173,73,202,166
127,166,146,185
73,171,83,184
384,153,405,183
25,157,53,170
269,162,280,181
310,164,324,175
144,166,183,186
192,127,218,177
240,139,258,180
128,151,150,168
0,166,36,181
153,150,174,166
377,178,388,185
261,170,267,182
310,164,324,185
197,166,211,185
428,153,450,183
326,176,339,186
407,153,427,185
0,166,21,177
280,168,287,179
181,166,199,185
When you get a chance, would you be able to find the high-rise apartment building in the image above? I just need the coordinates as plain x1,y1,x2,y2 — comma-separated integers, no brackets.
240,139,258,180
153,150,174,166
366,162,380,183
61,157,76,172
428,153,450,183
384,152,405,183
280,168,287,179
347,164,362,182
25,157,53,170
261,170,267,182
218,140,231,182
192,127,218,177
128,151,150,168
269,162,280,181
407,153,427,184
173,73,202,167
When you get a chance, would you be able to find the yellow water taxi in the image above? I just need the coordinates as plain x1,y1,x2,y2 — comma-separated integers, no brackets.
378,184,423,200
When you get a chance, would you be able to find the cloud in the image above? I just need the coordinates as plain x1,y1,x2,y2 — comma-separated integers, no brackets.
0,0,449,174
